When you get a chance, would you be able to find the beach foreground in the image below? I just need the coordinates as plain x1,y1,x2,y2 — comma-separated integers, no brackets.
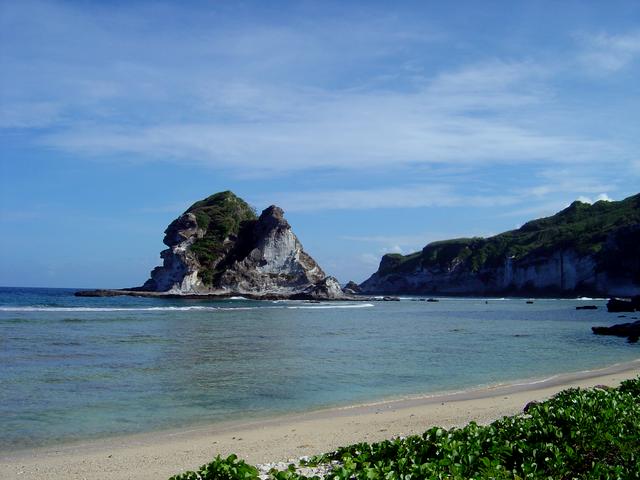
2,361,638,480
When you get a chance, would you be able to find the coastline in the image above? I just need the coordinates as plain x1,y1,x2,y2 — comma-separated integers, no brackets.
72,288,367,301
73,288,632,301
2,359,639,480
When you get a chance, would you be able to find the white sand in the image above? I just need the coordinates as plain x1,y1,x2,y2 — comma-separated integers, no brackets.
2,360,639,480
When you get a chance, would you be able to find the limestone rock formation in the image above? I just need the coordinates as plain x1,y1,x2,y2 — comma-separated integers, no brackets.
140,191,341,298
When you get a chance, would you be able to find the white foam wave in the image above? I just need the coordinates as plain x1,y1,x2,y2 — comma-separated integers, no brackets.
0,306,262,313
0,303,375,313
286,303,374,310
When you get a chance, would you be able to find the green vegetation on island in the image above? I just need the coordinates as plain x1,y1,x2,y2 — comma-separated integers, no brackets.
178,191,257,285
170,377,640,479
378,193,640,281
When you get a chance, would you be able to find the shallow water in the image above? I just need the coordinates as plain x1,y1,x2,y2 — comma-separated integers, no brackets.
0,287,637,450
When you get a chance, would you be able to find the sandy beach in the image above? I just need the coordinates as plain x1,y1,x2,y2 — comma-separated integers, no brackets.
2,360,638,480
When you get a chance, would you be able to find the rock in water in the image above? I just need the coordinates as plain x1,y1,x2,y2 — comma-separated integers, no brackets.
291,276,346,300
343,281,362,294
592,320,640,343
140,191,340,298
606,296,640,312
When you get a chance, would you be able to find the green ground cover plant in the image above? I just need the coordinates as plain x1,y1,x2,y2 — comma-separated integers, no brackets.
181,191,257,285
169,377,640,479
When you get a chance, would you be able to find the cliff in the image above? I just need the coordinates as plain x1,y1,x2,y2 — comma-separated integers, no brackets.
137,191,343,298
360,193,640,296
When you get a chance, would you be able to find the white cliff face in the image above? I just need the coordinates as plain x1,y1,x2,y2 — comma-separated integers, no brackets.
255,225,313,275
501,250,597,291
361,248,640,296
143,212,206,293
219,206,327,295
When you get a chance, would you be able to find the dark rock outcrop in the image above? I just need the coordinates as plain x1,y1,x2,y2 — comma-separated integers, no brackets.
343,281,362,295
523,400,540,413
592,320,640,343
606,296,640,312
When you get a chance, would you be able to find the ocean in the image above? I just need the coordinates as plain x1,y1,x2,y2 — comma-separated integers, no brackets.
0,287,637,451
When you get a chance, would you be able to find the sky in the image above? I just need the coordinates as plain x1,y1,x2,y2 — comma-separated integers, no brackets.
1,0,639,288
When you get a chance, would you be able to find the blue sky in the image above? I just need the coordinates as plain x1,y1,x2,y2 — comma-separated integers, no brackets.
1,0,639,287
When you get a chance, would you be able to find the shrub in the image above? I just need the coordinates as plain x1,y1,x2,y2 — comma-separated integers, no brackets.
169,454,259,480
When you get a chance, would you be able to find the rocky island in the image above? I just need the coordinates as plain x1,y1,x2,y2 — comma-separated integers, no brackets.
77,191,348,300
361,193,640,297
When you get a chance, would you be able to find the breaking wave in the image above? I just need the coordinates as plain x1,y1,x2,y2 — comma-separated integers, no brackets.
0,303,375,313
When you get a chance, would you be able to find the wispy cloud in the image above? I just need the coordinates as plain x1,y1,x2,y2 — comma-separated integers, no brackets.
0,102,62,128
1,1,627,178
358,253,382,268
520,170,615,200
253,184,519,212
39,64,616,173
341,233,439,245
578,31,640,73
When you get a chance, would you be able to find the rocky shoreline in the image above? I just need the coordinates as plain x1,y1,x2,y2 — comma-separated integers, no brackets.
74,288,368,301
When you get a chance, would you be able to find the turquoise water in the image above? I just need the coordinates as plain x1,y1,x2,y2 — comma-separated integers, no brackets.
0,287,638,451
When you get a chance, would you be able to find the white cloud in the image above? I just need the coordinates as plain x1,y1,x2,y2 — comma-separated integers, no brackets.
381,245,404,254
579,31,640,73
0,102,62,128
252,184,519,212
576,193,613,204
0,2,624,174
499,192,615,220
40,64,616,173
521,177,614,199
